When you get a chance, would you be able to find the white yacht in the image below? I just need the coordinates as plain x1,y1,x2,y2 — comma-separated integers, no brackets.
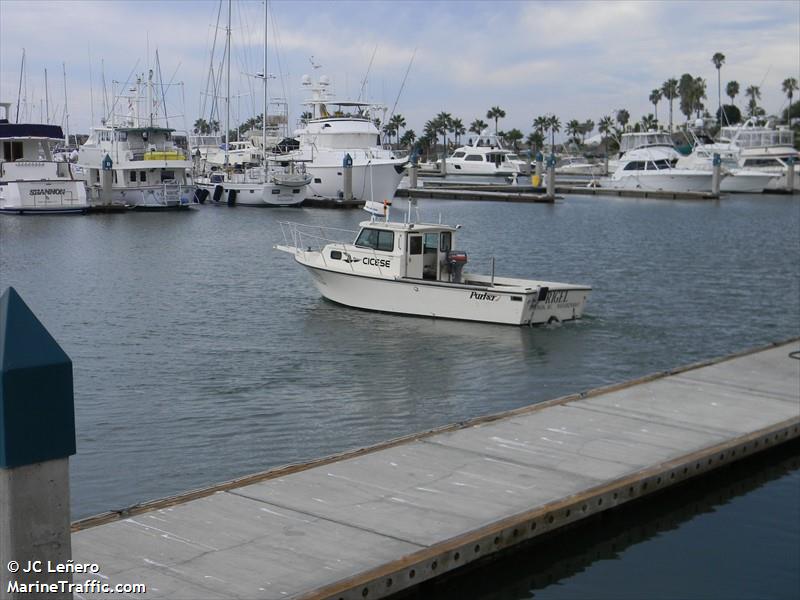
275,202,591,326
555,155,602,176
445,132,521,176
676,133,774,193
284,75,407,203
190,135,261,169
78,71,195,209
605,132,715,193
196,161,311,207
0,102,88,214
718,119,799,191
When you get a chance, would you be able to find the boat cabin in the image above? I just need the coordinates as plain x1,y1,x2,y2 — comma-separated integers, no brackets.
618,132,675,157
0,121,73,181
334,220,467,282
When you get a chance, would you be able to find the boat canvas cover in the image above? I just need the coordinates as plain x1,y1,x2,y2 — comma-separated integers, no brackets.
0,123,64,140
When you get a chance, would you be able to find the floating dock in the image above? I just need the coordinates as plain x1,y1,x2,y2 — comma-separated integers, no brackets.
71,339,799,599
395,187,556,203
404,181,718,201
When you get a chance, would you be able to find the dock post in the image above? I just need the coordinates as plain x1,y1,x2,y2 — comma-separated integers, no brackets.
408,163,417,189
546,153,556,198
786,157,795,192
343,153,353,201
712,153,721,196
100,153,113,206
0,287,75,600
534,151,543,187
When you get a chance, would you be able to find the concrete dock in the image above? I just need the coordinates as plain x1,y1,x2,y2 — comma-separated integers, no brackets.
71,339,799,599
395,187,556,203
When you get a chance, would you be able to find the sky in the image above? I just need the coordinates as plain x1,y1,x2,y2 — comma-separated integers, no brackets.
0,0,798,141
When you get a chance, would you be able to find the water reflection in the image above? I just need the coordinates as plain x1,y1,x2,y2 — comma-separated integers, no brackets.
397,443,800,600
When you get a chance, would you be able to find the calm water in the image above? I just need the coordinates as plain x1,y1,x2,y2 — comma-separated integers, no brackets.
1,192,798,595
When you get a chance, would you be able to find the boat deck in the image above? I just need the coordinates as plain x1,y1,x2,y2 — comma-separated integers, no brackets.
71,340,800,599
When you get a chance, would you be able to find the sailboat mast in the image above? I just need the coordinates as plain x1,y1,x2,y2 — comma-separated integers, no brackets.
62,62,69,146
15,49,25,123
225,0,231,167
262,0,268,167
44,67,50,124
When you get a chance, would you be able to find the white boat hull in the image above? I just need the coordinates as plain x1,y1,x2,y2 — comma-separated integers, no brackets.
196,179,309,207
297,260,589,326
720,171,775,193
303,161,405,202
0,179,88,214
87,184,196,209
609,171,714,193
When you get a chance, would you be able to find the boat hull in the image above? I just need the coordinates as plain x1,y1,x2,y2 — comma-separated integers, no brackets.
609,171,714,193
300,262,589,326
196,180,308,207
720,171,775,193
0,179,88,214
303,161,405,203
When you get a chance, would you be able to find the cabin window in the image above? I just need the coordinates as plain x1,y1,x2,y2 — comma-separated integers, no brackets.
423,233,439,254
113,171,118,183
271,189,280,194
115,132,128,142
355,228,395,252
130,171,137,182
653,159,672,170
440,231,452,252
409,236,422,255
314,178,322,183
2,141,24,161
292,188,301,193
140,171,147,181
623,161,646,171
330,250,342,260
464,155,483,161
160,170,175,182
95,170,100,183
452,151,466,158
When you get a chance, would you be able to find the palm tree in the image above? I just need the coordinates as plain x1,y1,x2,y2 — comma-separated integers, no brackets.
745,85,762,118
526,131,544,154
661,78,679,132
726,81,740,106
209,119,220,133
566,119,582,144
532,115,548,135
678,73,696,123
451,117,466,145
782,78,798,123
469,118,487,135
711,52,725,120
692,77,707,118
389,114,406,146
649,89,662,125
299,111,312,124
505,128,523,151
382,123,396,146
615,109,630,132
486,106,506,136
581,119,595,142
545,114,560,154
193,118,210,134
435,111,452,154
399,129,416,149
641,114,657,130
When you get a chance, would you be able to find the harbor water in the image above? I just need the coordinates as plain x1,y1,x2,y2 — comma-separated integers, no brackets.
1,192,798,596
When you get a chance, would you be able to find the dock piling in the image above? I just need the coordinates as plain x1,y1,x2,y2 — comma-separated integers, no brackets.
712,153,721,196
0,287,75,600
343,153,353,201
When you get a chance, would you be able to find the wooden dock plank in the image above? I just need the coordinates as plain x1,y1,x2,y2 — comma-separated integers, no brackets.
71,340,800,599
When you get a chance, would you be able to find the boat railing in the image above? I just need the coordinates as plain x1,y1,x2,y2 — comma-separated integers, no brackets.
279,221,356,253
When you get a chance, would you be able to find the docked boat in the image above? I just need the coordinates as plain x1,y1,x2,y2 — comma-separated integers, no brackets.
445,132,521,176
195,161,311,207
283,74,407,202
78,71,195,209
676,133,774,193
0,102,88,214
604,132,715,193
555,155,603,176
275,202,591,325
718,119,799,191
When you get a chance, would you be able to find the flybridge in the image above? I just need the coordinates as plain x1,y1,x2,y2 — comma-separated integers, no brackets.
0,123,65,140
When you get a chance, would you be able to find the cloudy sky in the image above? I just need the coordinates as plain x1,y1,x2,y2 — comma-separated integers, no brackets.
1,0,798,139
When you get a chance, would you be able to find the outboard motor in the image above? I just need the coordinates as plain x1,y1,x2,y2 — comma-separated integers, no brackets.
446,250,468,283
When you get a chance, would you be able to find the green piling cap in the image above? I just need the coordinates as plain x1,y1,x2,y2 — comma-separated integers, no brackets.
0,287,76,468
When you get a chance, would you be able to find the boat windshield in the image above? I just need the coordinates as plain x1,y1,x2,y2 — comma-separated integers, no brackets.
620,133,673,153
355,228,395,252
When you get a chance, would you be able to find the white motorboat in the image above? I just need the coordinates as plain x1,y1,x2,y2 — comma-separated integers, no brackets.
284,74,407,202
196,162,311,207
604,132,715,193
718,119,799,191
676,134,774,193
0,102,88,214
78,71,195,209
275,202,591,326
555,155,603,176
445,132,521,176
